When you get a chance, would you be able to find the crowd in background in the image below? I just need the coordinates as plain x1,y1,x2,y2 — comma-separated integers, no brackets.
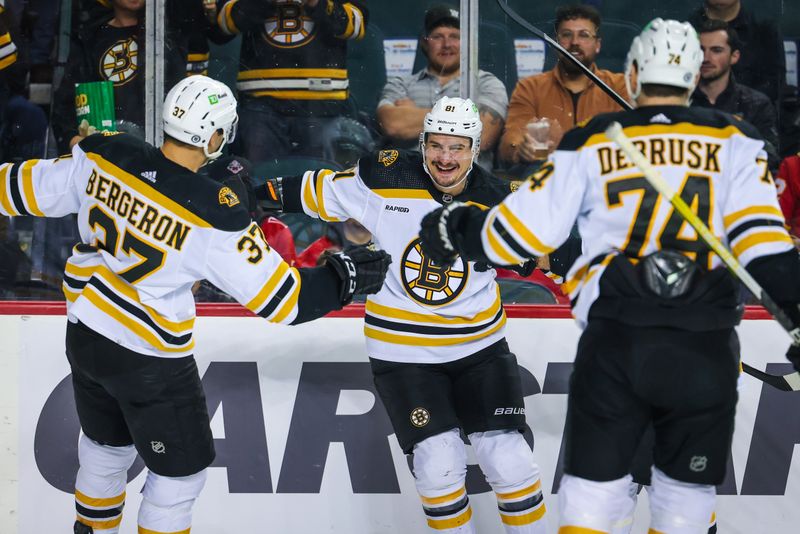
0,0,797,304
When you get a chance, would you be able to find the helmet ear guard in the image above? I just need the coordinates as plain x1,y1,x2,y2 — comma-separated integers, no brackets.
624,18,702,102
162,75,239,160
420,96,483,189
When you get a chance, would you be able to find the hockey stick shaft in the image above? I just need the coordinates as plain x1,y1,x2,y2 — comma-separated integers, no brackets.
495,0,633,111
606,122,800,390
741,362,800,392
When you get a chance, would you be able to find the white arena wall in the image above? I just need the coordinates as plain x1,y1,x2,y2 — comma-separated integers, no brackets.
1,302,799,534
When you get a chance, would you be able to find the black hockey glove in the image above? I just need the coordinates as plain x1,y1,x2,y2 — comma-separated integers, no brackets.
321,244,392,305
257,176,283,213
419,202,483,268
474,259,536,277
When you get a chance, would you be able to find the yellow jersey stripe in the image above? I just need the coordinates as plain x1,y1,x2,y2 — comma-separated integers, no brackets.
366,290,502,325
500,503,546,526
558,527,607,534
487,214,522,265
427,506,472,530
0,51,16,70
75,489,126,508
496,480,541,500
238,68,348,80
724,205,784,228
77,516,123,530
731,230,793,257
245,261,290,312
0,33,11,46
271,268,301,323
371,188,433,200
83,286,194,353
584,123,748,149
138,527,191,534
217,1,238,35
420,487,466,505
0,164,18,216
187,53,210,61
86,153,212,228
246,90,348,100
498,204,556,254
339,3,356,38
21,159,44,216
302,172,319,215
316,169,341,222
365,313,506,346
648,530,666,534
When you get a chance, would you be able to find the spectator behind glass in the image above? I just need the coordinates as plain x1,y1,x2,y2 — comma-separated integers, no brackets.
52,0,181,151
215,0,369,164
0,1,49,162
376,5,508,171
688,0,784,103
52,0,231,153
498,4,628,171
691,19,780,172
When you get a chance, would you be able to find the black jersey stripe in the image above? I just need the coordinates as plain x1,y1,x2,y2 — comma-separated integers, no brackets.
498,492,543,513
492,218,532,259
727,218,785,243
365,308,503,336
423,496,470,517
63,274,88,291
76,503,123,519
8,163,30,216
87,277,192,346
257,276,296,319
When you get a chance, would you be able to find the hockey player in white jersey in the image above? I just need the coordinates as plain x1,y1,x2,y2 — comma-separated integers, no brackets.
0,75,390,534
419,19,800,534
257,96,553,533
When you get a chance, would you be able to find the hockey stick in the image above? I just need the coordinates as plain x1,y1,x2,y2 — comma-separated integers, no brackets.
605,122,800,391
741,362,800,392
494,0,632,110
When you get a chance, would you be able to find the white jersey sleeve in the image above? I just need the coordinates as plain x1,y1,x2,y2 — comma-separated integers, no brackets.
721,134,793,266
479,150,584,265
297,166,372,222
0,145,89,217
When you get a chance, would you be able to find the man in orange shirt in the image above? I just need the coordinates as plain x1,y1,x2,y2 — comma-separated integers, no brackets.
499,4,629,168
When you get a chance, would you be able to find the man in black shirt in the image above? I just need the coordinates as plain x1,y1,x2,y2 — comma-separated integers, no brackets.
688,0,785,103
691,19,780,171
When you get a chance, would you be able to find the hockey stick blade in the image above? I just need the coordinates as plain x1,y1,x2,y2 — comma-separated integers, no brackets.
741,362,800,392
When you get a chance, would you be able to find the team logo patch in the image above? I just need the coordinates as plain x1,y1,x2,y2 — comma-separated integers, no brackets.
689,455,708,472
227,159,244,174
262,3,316,48
510,180,521,192
378,149,399,167
218,186,240,207
400,237,468,306
151,441,166,454
100,37,139,85
410,407,430,428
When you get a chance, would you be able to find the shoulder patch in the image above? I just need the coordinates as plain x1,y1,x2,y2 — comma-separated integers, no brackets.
218,186,240,207
378,149,399,167
510,180,522,192
101,130,121,137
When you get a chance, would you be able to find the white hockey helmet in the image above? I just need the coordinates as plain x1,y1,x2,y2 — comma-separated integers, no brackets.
420,96,482,185
625,18,702,101
162,75,238,160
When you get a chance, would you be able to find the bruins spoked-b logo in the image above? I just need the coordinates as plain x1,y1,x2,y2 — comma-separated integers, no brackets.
263,0,316,47
401,238,468,306
100,38,139,85
410,407,430,428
